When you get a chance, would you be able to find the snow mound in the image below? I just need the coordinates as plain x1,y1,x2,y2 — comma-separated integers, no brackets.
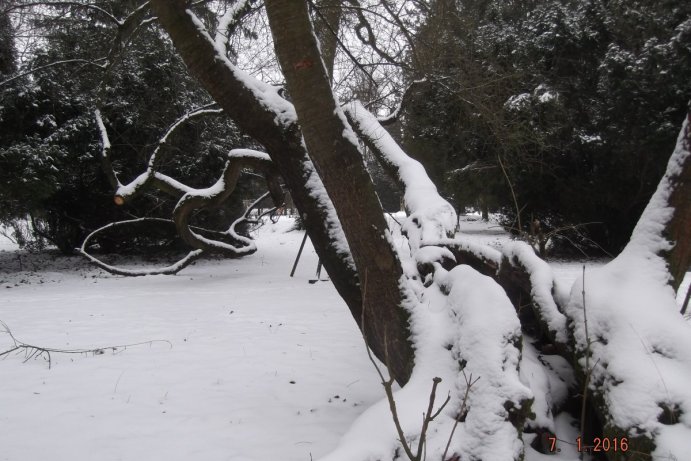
441,265,533,461
564,115,691,460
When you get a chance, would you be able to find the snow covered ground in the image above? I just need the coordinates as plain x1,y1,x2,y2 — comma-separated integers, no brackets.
1,219,381,461
0,217,687,461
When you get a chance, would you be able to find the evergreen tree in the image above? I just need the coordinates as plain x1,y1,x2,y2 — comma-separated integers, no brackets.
0,1,251,253
403,0,691,253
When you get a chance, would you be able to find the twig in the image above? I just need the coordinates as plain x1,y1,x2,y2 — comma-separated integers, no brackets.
579,265,594,459
0,320,171,369
442,370,479,461
497,154,522,234
680,283,690,316
360,270,451,461
415,377,449,460
308,0,377,86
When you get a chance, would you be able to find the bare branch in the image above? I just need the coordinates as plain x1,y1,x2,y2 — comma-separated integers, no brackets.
377,78,427,125
77,218,204,276
308,0,377,86
442,371,480,461
214,0,256,56
0,58,107,87
1,319,172,369
344,0,411,71
2,2,122,25
94,109,120,189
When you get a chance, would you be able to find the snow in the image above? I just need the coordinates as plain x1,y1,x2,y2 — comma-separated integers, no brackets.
319,259,531,461
156,107,223,150
153,172,197,195
213,0,251,54
185,9,297,126
115,171,149,198
0,219,379,461
520,340,571,432
101,106,226,200
578,133,602,144
3,215,689,461
94,109,111,154
78,218,204,276
563,116,691,459
227,148,271,162
626,115,689,261
503,241,568,344
344,101,457,248
504,93,531,112
302,154,355,270
441,265,532,461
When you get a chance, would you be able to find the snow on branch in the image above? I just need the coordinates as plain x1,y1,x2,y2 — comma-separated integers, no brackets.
172,150,283,255
112,105,225,204
94,109,120,189
500,241,569,345
344,101,456,248
86,111,284,271
78,218,204,277
438,265,533,461
563,114,691,460
376,78,427,126
94,109,111,155
319,264,532,461
185,8,297,126
0,58,107,87
303,158,356,270
213,0,254,55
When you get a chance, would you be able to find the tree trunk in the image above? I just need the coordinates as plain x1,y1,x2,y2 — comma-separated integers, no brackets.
312,0,343,82
265,0,414,384
150,0,414,384
148,0,362,333
663,111,691,290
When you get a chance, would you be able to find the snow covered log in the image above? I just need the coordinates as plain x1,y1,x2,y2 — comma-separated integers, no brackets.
563,113,691,460
318,264,533,461
435,265,534,461
497,242,569,349
428,237,569,353
343,101,457,249
340,101,571,352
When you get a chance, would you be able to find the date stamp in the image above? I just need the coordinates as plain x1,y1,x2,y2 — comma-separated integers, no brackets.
547,435,629,454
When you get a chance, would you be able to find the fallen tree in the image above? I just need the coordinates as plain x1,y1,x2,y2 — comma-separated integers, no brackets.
68,1,691,459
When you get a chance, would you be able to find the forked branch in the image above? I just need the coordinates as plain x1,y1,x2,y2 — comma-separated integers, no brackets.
88,109,285,274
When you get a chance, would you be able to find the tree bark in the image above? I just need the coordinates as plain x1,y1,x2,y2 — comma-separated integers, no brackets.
312,0,343,82
664,111,691,290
